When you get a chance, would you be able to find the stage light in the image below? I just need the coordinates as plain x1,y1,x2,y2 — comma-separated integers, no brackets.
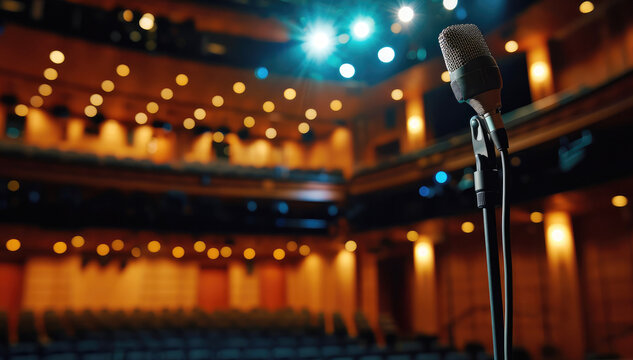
299,244,310,256
391,89,404,101
131,247,141,258
213,132,224,143
398,6,414,23
265,128,277,139
287,241,298,251
407,116,422,133
338,34,350,44
247,201,257,212
183,118,195,129
391,23,402,34
116,64,130,77
298,122,310,134
378,47,395,63
53,241,67,254
263,101,275,113
194,108,206,120
530,62,549,82
43,68,58,81
530,211,544,223
122,9,133,22
146,102,159,114
71,235,85,248
172,246,185,259
135,112,148,125
305,25,335,58
441,71,451,82
443,0,458,11
277,201,289,214
243,116,255,128
407,230,419,242
161,88,173,100
6,239,20,252
14,104,28,117
49,50,65,64
255,67,269,79
90,94,103,106
30,96,43,108
233,81,246,94
305,108,317,120
212,95,224,107
207,247,220,259
612,195,628,207
147,240,161,253
244,248,256,260
84,105,97,117
330,100,342,111
284,88,296,100
419,186,431,197
7,180,19,192
579,1,594,13
194,241,206,253
38,84,53,96
101,80,115,92
505,40,519,53
345,240,357,252
461,221,475,233
351,18,372,40
435,171,448,184
97,244,110,256
273,248,285,260
175,74,189,86
339,63,355,78
111,239,124,251
139,13,155,30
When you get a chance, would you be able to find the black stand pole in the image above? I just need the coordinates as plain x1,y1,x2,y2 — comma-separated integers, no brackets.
469,116,505,360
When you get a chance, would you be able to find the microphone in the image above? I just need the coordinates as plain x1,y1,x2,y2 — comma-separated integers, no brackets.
438,24,507,150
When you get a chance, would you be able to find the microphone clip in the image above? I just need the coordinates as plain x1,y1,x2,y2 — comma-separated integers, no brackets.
470,115,500,209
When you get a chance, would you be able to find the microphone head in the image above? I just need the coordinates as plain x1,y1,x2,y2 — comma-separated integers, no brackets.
438,24,491,73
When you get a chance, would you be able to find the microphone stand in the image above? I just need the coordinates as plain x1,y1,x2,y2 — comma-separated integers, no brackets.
469,115,505,360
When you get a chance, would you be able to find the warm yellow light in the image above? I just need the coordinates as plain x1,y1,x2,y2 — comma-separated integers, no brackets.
147,240,161,253
530,61,549,82
116,64,130,77
49,50,65,64
344,240,357,252
101,80,115,92
212,95,224,107
304,108,317,120
122,9,133,22
391,23,402,34
135,112,148,125
298,122,310,134
273,248,286,260
146,102,159,114
441,71,451,83
415,241,433,263
286,240,298,251
38,84,53,96
14,104,28,117
243,248,256,260
530,211,544,223
183,118,195,129
263,101,275,113
193,241,206,253
243,116,255,128
96,244,110,256
391,89,404,101
461,221,475,233
283,88,296,100
90,94,103,106
160,88,173,100
548,224,567,245
139,13,155,30
220,246,232,258
43,68,58,81
299,244,310,256
265,128,277,139
131,247,141,258
84,105,97,117
579,1,594,13
71,235,85,248
330,100,342,111
406,230,419,242
206,247,219,259
30,96,44,108
213,132,225,143
6,239,20,252
172,246,185,259
175,74,189,86
7,180,19,192
612,195,628,208
407,116,423,133
505,40,519,53
233,81,246,94
53,241,67,254
193,108,206,120
111,239,124,251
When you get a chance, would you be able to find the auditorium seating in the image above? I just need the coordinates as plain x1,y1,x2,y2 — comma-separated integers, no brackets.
0,309,489,360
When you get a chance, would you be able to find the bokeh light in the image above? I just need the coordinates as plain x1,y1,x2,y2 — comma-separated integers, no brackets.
330,100,342,111
344,240,357,252
213,132,225,143
398,6,414,23
97,244,110,256
273,248,286,260
194,108,206,120
287,241,298,252
175,74,189,86
351,18,372,40
14,104,28,117
243,116,255,128
212,95,224,107
265,128,277,139
233,81,246,94
255,67,269,79
284,88,296,100
378,47,395,63
139,13,155,30
298,122,310,134
305,108,317,120
299,244,310,256
441,71,451,82
505,40,519,53
220,246,232,258
39,84,53,96
43,68,58,81
135,112,148,125
49,50,65,64
90,94,103,106
6,239,20,252
30,96,44,108
407,230,419,242
111,239,124,251
612,195,628,207
101,80,115,92
53,241,67,254
183,118,195,129
84,105,97,117
160,88,173,100
116,64,130,77
443,0,458,11
194,241,206,253
172,246,185,258
243,248,256,260
131,247,141,258
146,102,159,114
579,1,594,13
263,101,275,113
435,171,448,184
461,221,475,233
207,247,220,259
71,235,85,248
339,63,355,78
530,211,544,223
391,89,404,101
147,240,161,253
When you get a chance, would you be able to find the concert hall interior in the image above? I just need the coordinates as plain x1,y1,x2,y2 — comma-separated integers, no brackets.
0,0,632,359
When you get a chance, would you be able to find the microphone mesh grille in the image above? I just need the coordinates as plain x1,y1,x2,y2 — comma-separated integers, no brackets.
438,24,491,72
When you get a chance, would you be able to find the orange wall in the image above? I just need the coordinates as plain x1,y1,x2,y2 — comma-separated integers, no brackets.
0,263,23,340
198,267,229,312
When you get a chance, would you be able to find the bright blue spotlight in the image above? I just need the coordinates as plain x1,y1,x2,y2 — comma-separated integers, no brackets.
351,18,372,40
277,201,289,214
378,47,395,63
304,24,335,58
339,63,355,78
419,186,431,197
435,171,449,184
255,67,268,79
